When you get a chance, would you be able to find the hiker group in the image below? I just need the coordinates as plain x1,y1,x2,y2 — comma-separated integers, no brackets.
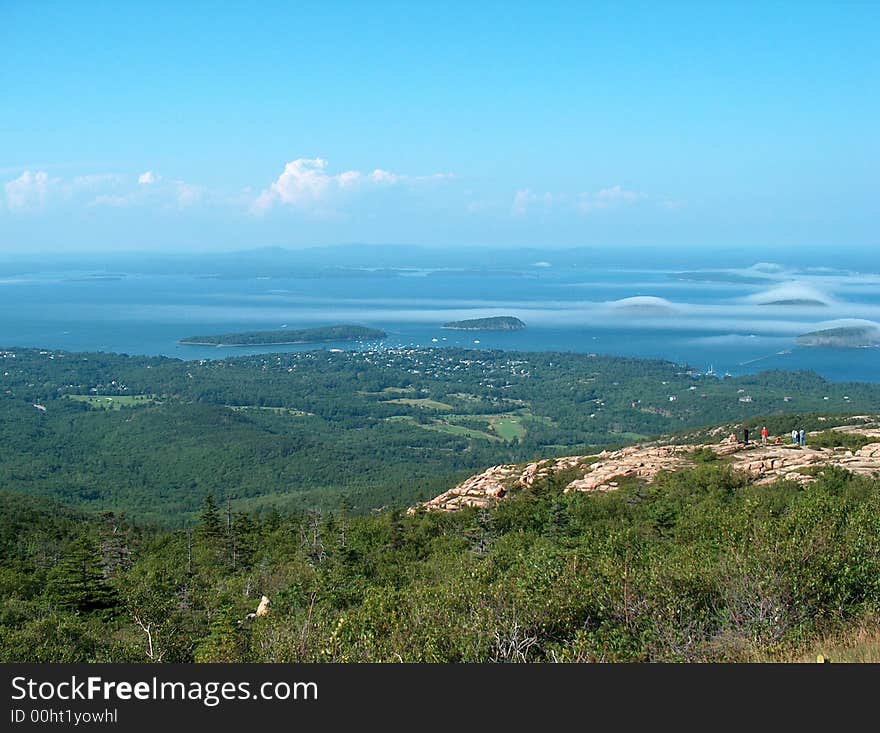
747,426,806,446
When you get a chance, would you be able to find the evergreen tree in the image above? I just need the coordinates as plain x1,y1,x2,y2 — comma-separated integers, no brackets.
49,536,118,615
196,494,222,540
231,513,257,569
194,605,245,663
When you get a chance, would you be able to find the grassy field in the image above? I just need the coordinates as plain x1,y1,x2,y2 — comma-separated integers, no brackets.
425,422,500,441
490,416,527,440
385,411,534,442
385,415,500,441
66,394,156,410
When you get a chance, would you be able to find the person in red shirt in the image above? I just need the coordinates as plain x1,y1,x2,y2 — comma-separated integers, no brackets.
761,425,769,445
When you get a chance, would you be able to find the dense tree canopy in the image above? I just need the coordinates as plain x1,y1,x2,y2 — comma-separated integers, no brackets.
1,346,876,523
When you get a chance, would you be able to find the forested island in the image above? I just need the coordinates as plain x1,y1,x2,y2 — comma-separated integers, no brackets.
442,316,526,331
180,324,387,346
796,325,880,348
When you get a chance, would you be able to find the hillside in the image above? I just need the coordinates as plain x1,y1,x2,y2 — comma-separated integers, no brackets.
3,430,880,663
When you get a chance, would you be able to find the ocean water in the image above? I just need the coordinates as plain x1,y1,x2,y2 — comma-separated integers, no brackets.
1,262,879,382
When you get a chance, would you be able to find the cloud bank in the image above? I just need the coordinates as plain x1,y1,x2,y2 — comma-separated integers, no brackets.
251,158,454,214
512,185,647,216
1,168,202,212
4,170,56,211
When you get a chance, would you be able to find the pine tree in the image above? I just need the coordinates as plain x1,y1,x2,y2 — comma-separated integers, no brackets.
194,605,245,663
196,494,222,540
50,535,118,615
232,513,256,569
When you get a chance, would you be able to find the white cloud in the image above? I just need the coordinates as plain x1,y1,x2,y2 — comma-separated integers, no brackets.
512,188,557,216
3,166,209,214
4,170,55,210
511,184,646,216
174,180,202,208
337,170,362,188
4,159,452,216
370,169,401,184
252,158,341,213
252,158,453,214
89,194,133,208
577,185,642,213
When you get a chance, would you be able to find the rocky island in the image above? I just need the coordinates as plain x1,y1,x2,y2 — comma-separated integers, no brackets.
441,316,526,331
796,325,880,348
180,324,387,346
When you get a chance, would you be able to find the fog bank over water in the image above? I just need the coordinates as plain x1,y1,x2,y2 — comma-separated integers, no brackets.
1,247,880,381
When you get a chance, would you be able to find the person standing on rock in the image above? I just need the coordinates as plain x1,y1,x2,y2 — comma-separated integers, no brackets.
799,428,806,447
743,426,750,444
761,426,768,445
792,429,799,445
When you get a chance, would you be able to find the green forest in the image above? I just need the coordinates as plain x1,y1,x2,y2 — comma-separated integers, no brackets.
2,460,878,662
2,346,878,523
2,346,880,662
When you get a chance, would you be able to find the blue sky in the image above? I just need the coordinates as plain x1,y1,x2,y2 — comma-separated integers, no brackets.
1,1,877,252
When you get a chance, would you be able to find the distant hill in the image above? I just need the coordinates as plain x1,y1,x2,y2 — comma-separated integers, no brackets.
761,298,827,307
796,325,880,348
180,324,387,346
441,316,526,331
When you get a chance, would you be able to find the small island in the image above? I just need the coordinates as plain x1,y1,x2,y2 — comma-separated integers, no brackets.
180,324,387,346
441,316,526,331
796,325,880,348
760,298,828,307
